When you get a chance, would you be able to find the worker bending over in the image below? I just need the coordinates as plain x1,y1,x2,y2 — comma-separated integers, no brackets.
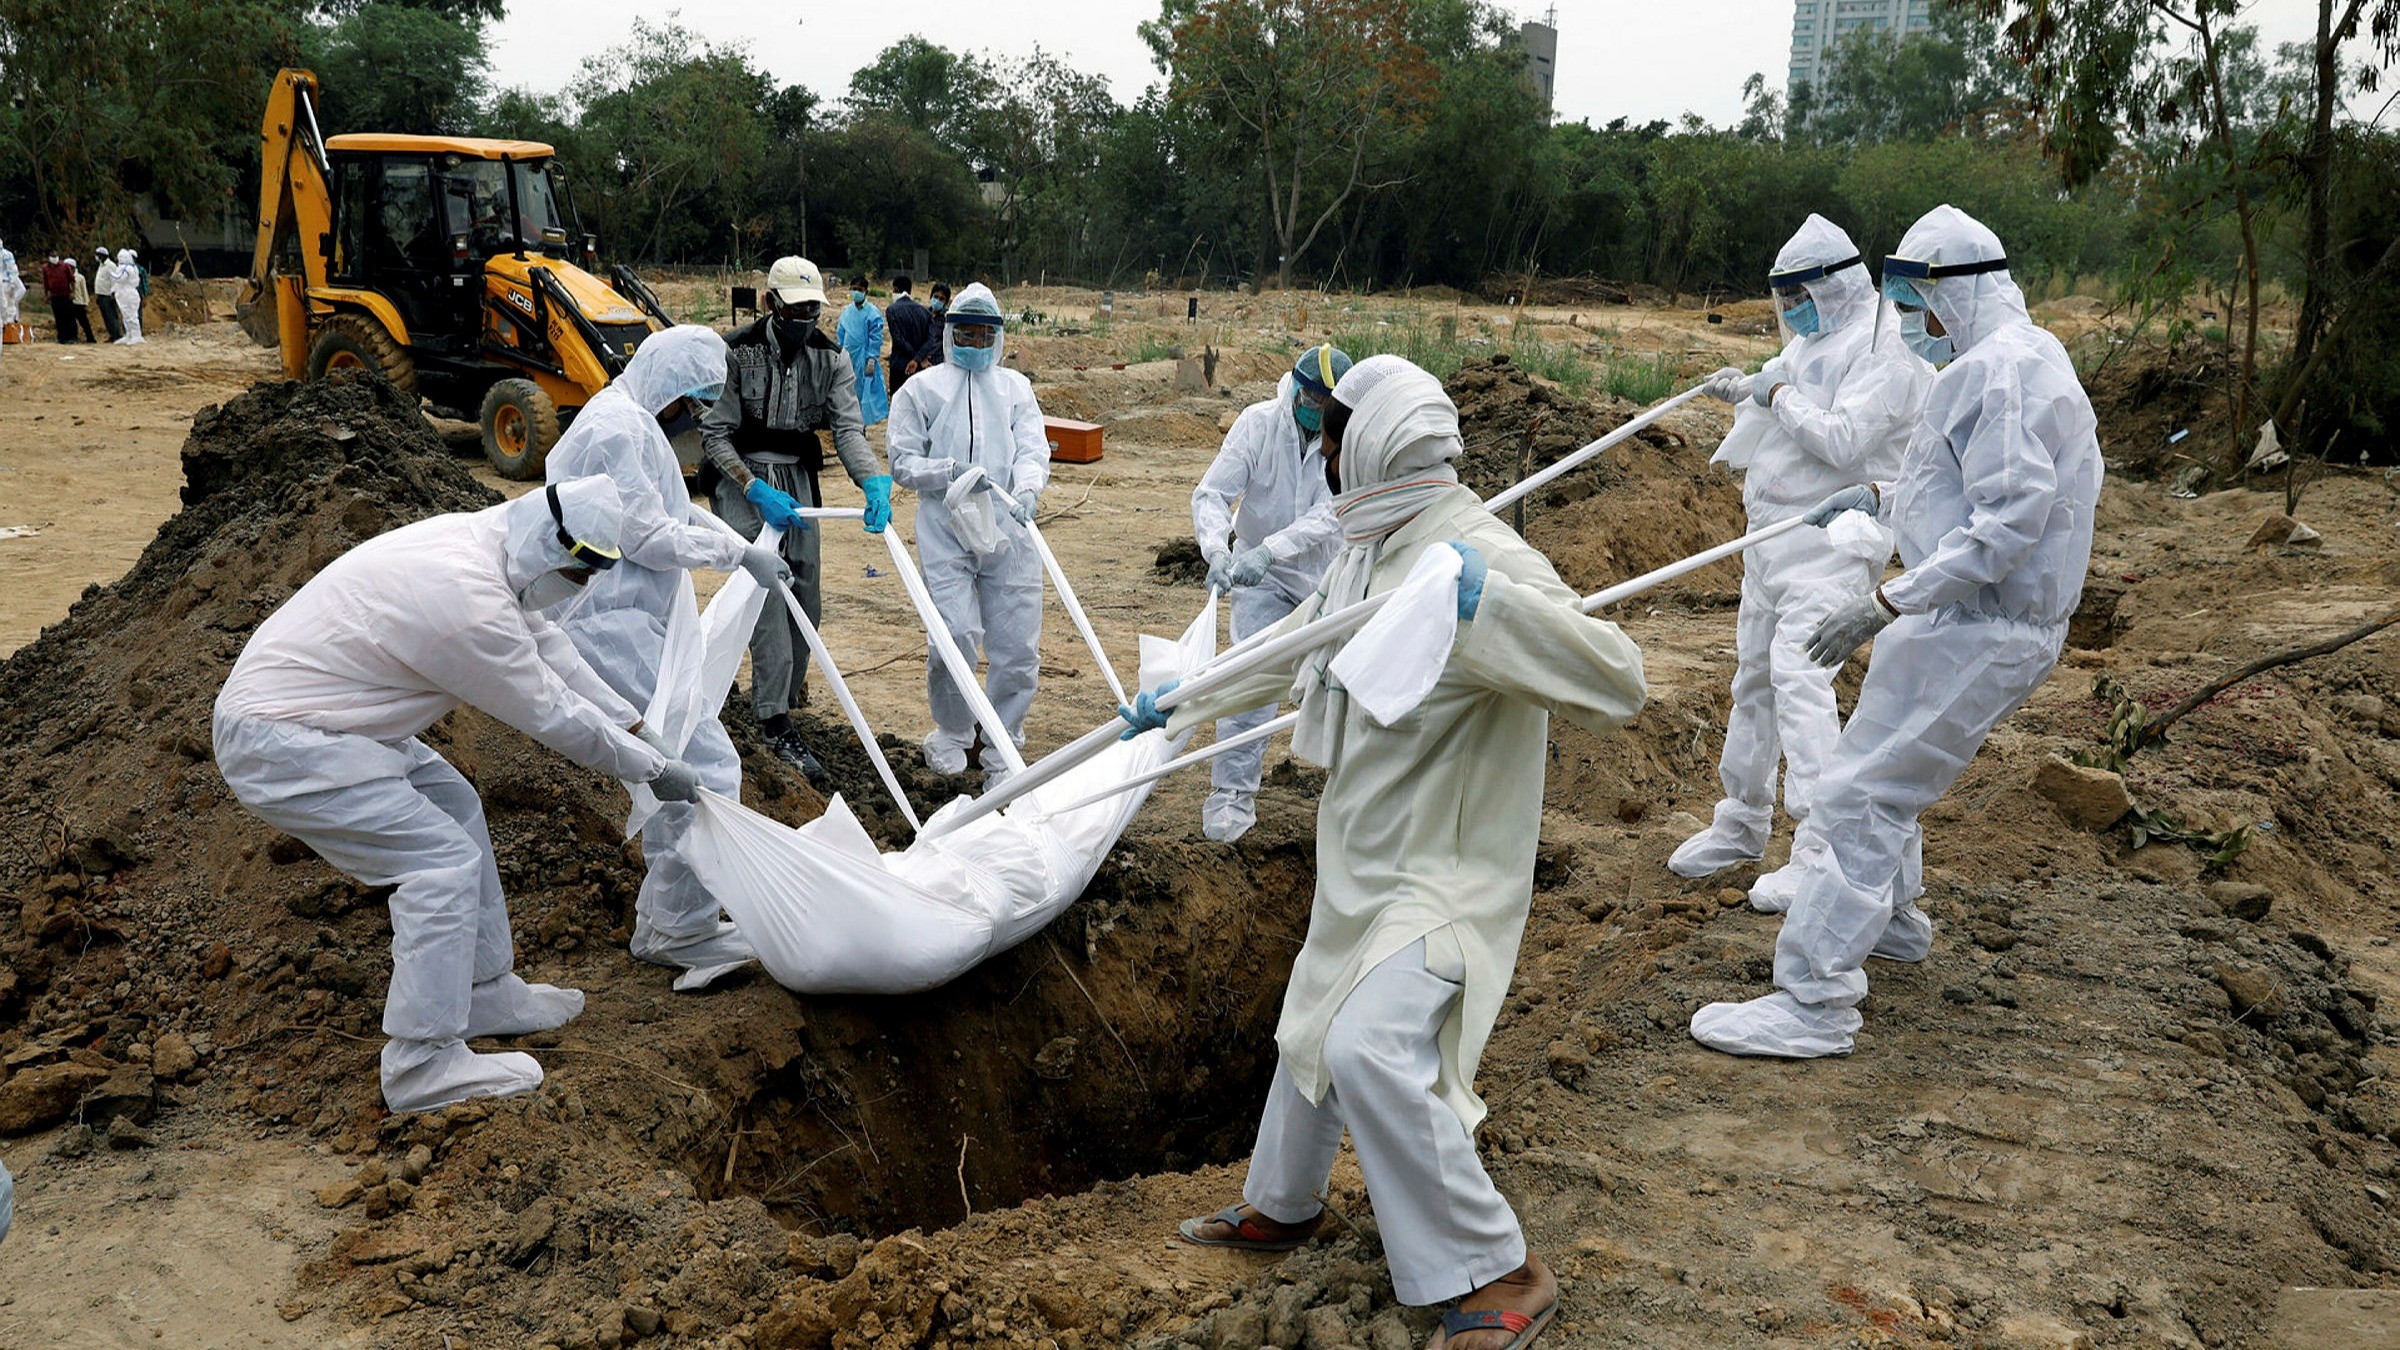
1125,356,1646,1350
546,325,796,989
1187,343,1349,841
213,478,707,1113
1693,204,2102,1059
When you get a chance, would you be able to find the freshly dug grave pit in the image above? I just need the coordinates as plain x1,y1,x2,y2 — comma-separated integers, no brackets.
0,372,1320,1343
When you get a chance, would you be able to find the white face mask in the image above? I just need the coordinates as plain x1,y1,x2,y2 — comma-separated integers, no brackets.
516,569,585,613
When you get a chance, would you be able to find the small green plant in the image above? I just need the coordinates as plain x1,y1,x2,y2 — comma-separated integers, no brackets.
1504,335,1593,393
1599,351,1679,404
1127,335,1180,363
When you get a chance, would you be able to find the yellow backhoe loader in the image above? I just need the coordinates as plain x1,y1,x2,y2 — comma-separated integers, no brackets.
240,68,681,478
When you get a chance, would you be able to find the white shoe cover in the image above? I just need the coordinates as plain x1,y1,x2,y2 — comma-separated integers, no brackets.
381,1038,543,1114
1668,815,1767,878
465,974,586,1038
1202,789,1256,843
981,762,1015,794
1749,862,1803,914
922,730,969,775
1870,903,1935,963
638,919,757,990
1689,991,1861,1059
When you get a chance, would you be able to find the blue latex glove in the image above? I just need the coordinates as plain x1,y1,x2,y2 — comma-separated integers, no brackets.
1802,484,1880,528
1116,678,1182,740
1447,541,1486,622
861,474,893,534
744,478,809,533
1011,490,1040,526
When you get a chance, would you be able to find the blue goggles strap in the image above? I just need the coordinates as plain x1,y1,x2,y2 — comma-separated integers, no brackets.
945,311,1004,327
1768,254,1862,289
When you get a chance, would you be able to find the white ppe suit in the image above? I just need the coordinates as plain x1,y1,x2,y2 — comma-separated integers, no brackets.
213,478,671,1112
1673,215,1930,880
1169,358,1647,1305
1693,204,2103,1058
886,284,1052,772
110,250,143,344
545,325,755,978
0,241,21,375
1189,373,1339,836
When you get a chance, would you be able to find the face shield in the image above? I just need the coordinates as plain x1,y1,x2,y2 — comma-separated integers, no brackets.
1879,253,2007,366
944,311,1005,371
1767,253,1860,342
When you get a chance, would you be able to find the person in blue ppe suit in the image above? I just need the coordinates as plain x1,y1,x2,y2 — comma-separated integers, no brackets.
836,278,890,426
214,476,713,1113
1691,204,2103,1059
702,256,894,782
886,282,1052,785
547,324,795,989
1671,215,1931,899
1187,343,1349,841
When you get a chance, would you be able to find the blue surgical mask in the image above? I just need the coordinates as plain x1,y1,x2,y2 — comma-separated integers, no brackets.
1294,402,1323,433
930,297,947,313
1898,310,1954,366
952,344,997,372
851,290,866,305
1781,297,1822,338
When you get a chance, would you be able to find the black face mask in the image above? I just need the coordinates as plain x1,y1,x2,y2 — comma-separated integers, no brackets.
772,314,812,348
1324,450,1341,495
659,406,699,439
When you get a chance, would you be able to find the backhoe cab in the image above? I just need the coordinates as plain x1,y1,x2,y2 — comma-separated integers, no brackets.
242,68,678,478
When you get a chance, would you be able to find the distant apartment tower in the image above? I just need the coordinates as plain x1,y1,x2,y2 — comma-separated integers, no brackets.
1788,0,1938,101
1518,8,1557,116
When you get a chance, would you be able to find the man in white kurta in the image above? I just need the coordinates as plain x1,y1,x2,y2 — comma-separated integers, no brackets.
1145,357,1646,1341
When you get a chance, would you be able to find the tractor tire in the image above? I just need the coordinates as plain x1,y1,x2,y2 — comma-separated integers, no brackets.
480,379,561,481
306,313,418,394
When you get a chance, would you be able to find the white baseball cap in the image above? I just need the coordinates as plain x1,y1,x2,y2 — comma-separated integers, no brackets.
766,256,826,307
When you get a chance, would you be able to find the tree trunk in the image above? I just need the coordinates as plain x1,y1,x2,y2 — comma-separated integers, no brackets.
2290,0,2359,376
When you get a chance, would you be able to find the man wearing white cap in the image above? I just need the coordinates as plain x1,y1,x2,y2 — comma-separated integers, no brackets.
701,256,894,781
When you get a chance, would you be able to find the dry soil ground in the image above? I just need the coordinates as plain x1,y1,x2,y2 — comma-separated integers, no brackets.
0,285,2394,1350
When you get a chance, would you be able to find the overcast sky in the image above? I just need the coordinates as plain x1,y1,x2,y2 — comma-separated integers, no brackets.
484,0,2356,131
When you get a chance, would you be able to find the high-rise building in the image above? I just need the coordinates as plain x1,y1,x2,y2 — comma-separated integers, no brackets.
1518,8,1558,116
1788,0,1939,101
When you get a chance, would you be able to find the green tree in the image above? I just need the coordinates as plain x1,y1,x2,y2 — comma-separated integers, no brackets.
845,36,994,156
1145,0,1440,288
0,0,305,243
305,3,489,136
562,19,773,263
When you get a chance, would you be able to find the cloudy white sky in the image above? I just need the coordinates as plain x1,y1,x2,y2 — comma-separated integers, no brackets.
485,0,2353,130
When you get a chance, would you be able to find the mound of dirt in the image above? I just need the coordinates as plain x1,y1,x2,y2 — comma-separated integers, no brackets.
1445,357,1745,596
0,371,1323,1345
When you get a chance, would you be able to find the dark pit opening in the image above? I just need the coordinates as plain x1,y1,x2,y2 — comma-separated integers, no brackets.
689,827,1316,1236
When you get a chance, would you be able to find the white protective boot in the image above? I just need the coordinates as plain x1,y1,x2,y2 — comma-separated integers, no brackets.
381,1038,543,1113
922,727,971,776
1202,788,1257,843
1871,901,1935,963
1688,990,1862,1059
1667,800,1770,878
465,974,586,1038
